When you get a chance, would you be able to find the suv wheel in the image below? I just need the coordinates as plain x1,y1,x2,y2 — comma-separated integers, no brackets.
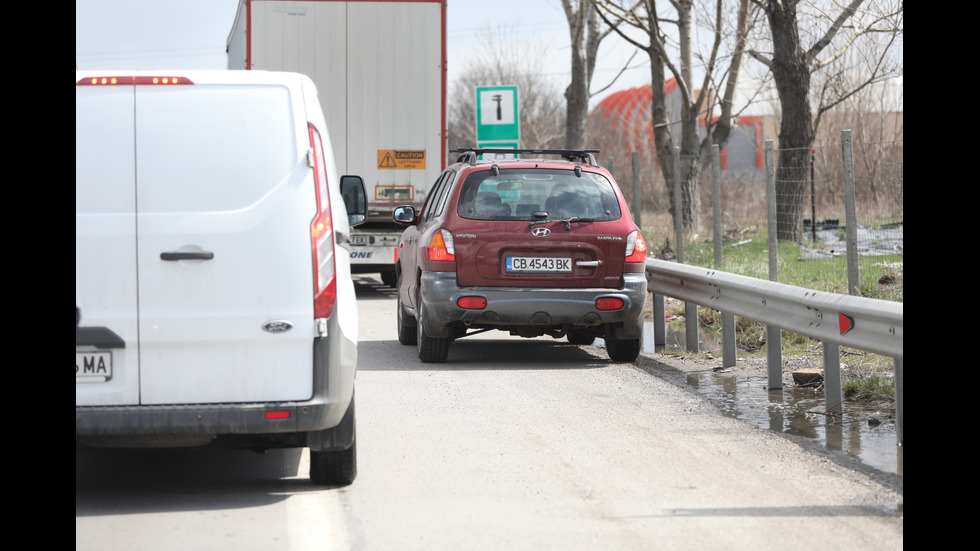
605,335,640,362
417,299,450,363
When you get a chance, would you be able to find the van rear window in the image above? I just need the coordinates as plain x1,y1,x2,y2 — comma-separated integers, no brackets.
135,85,297,213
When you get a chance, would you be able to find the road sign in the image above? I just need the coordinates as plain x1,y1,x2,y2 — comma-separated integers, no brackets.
476,86,519,144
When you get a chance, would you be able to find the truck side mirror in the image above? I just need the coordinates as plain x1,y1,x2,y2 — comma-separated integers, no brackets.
340,175,367,227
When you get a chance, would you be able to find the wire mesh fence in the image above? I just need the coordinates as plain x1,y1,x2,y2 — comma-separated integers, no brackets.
606,132,903,301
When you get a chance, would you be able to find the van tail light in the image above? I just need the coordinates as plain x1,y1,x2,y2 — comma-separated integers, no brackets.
426,229,456,262
625,230,647,263
308,123,336,320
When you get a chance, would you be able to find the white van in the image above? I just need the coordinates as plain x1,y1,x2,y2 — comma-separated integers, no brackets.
75,70,367,485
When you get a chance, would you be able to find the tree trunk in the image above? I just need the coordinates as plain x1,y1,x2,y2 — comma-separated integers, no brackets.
563,0,600,149
767,2,814,242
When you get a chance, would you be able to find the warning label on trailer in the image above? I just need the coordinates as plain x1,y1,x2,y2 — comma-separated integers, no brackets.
378,150,426,170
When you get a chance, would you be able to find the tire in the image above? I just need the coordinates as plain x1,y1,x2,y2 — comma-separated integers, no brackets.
417,299,450,363
380,269,397,287
310,440,357,486
567,330,596,345
396,272,416,345
605,336,640,362
309,396,357,486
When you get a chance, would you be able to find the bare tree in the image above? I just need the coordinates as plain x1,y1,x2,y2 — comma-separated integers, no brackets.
597,0,757,233
447,27,566,151
747,0,903,241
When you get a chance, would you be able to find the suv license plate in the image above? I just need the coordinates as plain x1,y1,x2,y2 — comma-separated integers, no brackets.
506,257,572,273
76,351,112,382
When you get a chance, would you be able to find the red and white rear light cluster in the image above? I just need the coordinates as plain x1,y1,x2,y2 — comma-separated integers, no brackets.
308,123,337,322
624,230,647,263
426,229,456,262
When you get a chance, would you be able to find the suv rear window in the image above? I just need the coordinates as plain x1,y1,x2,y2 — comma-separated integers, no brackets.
456,169,622,221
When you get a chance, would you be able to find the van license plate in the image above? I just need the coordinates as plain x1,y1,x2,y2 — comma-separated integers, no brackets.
506,257,572,273
76,351,112,382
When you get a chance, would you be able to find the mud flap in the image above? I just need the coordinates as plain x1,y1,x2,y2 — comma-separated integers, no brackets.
306,393,355,452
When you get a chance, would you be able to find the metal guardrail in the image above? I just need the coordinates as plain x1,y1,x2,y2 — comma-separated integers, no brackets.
644,258,904,447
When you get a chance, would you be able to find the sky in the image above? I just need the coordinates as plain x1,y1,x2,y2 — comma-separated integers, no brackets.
74,0,650,109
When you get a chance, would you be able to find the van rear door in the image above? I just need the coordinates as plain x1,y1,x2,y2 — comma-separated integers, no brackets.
133,80,318,405
76,83,141,406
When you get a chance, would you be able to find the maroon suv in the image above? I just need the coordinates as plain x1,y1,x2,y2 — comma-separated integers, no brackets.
392,149,648,363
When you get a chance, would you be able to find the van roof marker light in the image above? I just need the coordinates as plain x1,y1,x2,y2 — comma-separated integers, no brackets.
76,76,195,86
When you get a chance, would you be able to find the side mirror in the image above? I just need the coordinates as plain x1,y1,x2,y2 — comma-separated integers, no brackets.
392,205,417,225
340,175,367,227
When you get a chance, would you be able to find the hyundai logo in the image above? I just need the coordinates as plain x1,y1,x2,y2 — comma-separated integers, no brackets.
531,227,551,237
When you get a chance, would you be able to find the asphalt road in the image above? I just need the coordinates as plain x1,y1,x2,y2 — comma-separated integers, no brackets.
76,275,903,550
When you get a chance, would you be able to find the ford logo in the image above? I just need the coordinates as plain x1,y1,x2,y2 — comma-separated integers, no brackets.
262,320,294,333
531,227,551,237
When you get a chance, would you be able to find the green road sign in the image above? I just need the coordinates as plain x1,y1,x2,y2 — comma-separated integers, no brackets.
476,86,519,144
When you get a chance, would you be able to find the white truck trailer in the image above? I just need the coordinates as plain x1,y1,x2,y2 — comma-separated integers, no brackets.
228,0,447,286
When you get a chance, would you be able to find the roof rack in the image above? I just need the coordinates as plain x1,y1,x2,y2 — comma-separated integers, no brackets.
450,148,600,167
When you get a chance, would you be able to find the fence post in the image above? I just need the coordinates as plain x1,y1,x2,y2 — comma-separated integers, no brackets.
673,147,683,263
841,129,860,295
672,147,697,352
711,144,736,366
765,140,782,389
632,152,642,230
712,144,722,267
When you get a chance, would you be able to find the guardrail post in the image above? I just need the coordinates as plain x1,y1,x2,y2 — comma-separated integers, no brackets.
685,302,699,352
722,313,736,368
765,141,782,389
895,357,903,449
823,342,843,414
652,292,666,349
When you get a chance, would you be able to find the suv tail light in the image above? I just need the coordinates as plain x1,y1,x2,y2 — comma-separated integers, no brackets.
625,230,647,263
308,123,337,320
426,229,456,262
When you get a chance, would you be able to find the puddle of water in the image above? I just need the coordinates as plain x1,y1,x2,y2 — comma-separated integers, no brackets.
684,369,900,476
601,322,902,476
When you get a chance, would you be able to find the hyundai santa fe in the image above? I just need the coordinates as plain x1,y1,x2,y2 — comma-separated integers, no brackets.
392,148,647,363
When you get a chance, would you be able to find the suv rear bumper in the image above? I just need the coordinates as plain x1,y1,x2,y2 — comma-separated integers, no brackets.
419,271,647,338
75,316,356,440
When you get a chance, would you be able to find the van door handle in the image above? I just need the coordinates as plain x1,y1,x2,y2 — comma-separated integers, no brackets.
161,251,214,261
576,260,600,267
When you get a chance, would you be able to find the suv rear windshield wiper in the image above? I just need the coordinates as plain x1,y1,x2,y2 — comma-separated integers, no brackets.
528,217,595,231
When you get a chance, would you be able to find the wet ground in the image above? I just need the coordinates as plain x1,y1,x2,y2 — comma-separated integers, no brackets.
601,322,902,478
